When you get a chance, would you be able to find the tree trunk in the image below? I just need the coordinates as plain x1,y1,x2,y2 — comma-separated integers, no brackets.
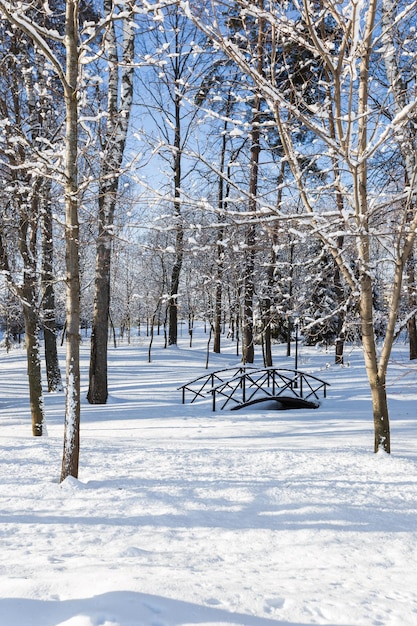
22,298,44,437
242,8,264,364
0,224,44,436
23,221,44,439
44,322,63,392
360,274,391,453
213,280,222,353
41,186,63,392
334,326,345,366
168,78,183,346
87,232,111,403
16,188,45,437
286,240,295,357
334,239,345,366
370,375,391,454
263,246,276,368
168,254,182,345
333,246,345,366
242,240,255,364
87,4,134,402
382,0,417,361
408,318,417,360
263,300,273,368
263,164,285,368
214,92,235,354
406,238,417,360
322,20,346,366
25,45,63,392
359,0,389,453
61,0,81,482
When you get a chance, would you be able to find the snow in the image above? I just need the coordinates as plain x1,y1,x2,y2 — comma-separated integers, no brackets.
1,328,417,626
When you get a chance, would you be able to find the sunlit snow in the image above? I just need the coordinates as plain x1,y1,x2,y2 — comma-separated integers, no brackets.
1,328,417,626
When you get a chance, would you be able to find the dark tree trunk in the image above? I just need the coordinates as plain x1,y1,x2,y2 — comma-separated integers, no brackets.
44,325,63,391
41,188,63,391
242,18,263,364
323,26,346,366
263,164,284,368
407,254,417,359
408,317,417,360
263,252,275,368
334,240,346,366
335,328,345,365
87,225,111,404
168,254,182,345
263,302,273,368
168,78,183,346
0,224,45,436
286,240,295,358
370,374,391,453
17,187,45,437
214,92,235,354
22,296,44,436
213,280,222,353
242,231,255,364
87,4,134,402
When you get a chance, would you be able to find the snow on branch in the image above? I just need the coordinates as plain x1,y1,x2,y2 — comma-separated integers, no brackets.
0,0,68,89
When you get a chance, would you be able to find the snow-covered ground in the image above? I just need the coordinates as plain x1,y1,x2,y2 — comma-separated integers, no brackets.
1,328,417,626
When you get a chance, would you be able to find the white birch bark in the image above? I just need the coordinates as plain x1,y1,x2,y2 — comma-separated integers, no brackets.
61,0,81,481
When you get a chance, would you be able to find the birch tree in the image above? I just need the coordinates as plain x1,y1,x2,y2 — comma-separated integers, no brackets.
0,17,62,434
0,0,82,477
60,0,81,480
87,0,135,405
184,0,417,453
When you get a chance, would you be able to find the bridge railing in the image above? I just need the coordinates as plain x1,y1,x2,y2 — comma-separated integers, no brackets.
178,366,258,405
179,366,329,411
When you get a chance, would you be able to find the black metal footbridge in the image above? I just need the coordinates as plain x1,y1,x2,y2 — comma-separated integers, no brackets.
179,366,329,411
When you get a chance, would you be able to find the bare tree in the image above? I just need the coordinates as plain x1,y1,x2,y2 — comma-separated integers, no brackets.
0,0,82,476
40,179,63,392
185,0,417,453
59,0,81,481
0,24,49,435
136,6,211,346
0,197,45,436
87,0,135,404
381,0,417,360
